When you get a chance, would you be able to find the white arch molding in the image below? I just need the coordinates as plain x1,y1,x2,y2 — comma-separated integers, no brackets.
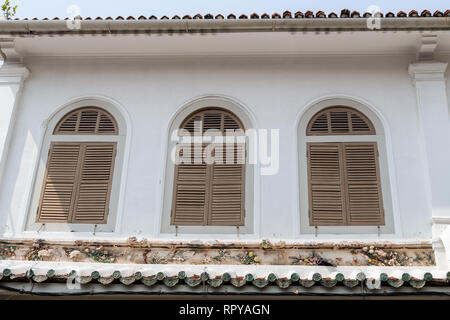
294,95,402,238
22,96,131,234
158,95,261,238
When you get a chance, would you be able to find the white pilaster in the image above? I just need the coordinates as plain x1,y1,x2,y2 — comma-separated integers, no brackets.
0,63,29,184
409,61,450,269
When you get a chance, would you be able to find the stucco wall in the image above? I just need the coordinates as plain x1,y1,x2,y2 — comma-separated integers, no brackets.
0,54,445,241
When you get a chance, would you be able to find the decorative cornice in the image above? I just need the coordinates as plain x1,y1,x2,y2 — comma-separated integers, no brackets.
0,37,22,63
416,34,438,61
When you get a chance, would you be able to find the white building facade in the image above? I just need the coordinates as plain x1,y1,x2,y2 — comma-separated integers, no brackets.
0,10,449,296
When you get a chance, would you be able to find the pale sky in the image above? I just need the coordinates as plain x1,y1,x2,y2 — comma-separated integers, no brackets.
13,0,450,19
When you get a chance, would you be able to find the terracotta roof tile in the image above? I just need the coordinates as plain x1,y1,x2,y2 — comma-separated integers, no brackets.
0,261,447,292
261,13,270,19
193,14,202,19
250,13,259,19
182,15,191,19
305,11,314,18
239,14,248,19
397,11,407,17
294,11,304,18
215,14,224,19
283,11,292,18
350,11,360,18
340,9,350,18
316,11,326,18
445,10,450,16
204,13,213,19
328,12,338,18
271,13,281,19
421,9,432,17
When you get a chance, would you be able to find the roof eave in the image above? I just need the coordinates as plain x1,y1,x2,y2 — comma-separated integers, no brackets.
0,17,449,34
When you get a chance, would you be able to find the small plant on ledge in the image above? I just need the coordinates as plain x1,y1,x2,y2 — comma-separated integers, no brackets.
1,0,17,20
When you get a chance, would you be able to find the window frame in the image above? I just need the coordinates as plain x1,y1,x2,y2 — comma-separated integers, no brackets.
171,108,246,227
297,99,395,236
160,98,256,236
25,101,126,233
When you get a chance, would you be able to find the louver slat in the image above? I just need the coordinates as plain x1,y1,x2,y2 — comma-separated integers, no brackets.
343,143,384,226
329,111,350,133
203,112,222,135
209,145,245,226
37,143,81,222
72,143,116,224
307,143,346,226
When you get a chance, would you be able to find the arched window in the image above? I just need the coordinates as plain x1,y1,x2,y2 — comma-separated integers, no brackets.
36,107,118,224
170,108,246,226
306,106,384,226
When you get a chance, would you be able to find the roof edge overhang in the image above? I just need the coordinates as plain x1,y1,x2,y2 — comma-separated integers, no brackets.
0,17,449,35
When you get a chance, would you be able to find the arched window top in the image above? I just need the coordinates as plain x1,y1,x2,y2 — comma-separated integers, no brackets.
307,106,375,136
180,108,244,135
54,107,118,135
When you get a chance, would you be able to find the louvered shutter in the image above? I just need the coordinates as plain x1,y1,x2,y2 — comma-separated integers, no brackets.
54,107,118,135
307,107,375,135
181,109,244,135
173,108,246,226
71,143,117,223
37,142,116,224
171,144,209,225
307,143,346,226
307,142,384,226
209,144,245,226
37,143,81,222
343,143,384,226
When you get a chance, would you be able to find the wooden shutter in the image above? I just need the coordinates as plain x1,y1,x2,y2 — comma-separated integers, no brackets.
343,143,384,226
171,144,209,225
307,107,375,136
180,108,244,136
172,108,246,227
37,142,116,224
54,107,118,135
209,144,245,226
71,143,117,223
37,143,81,222
307,142,384,226
307,143,346,226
